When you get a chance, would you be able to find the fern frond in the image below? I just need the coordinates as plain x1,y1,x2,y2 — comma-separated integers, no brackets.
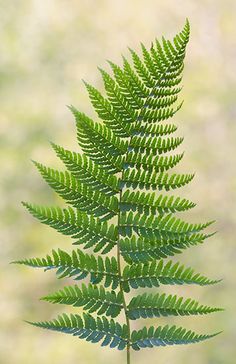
127,292,223,319
33,161,118,220
128,19,189,99
120,233,214,264
122,170,195,190
141,42,163,79
119,211,213,239
99,68,138,122
131,324,220,351
22,203,117,253
41,283,123,318
122,56,149,98
138,102,183,123
151,20,190,82
129,47,156,88
122,259,220,292
125,152,184,172
143,94,178,110
130,135,184,154
133,122,178,137
51,143,119,196
121,190,195,215
28,313,128,350
108,60,144,109
13,248,119,289
83,81,130,137
70,107,126,173
151,86,182,98
17,20,222,360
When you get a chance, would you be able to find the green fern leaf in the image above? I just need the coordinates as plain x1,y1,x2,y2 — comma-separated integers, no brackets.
138,101,183,123
51,143,119,195
22,202,117,253
27,313,128,350
71,107,127,173
122,259,220,292
120,233,214,263
131,324,220,351
83,81,130,137
125,152,184,173
121,190,195,214
41,283,123,318
107,60,144,109
122,56,149,98
130,135,184,154
33,161,118,220
119,211,213,239
120,235,212,264
129,47,156,88
13,248,119,288
122,169,195,190
99,68,138,122
127,292,223,319
133,122,178,137
15,19,222,362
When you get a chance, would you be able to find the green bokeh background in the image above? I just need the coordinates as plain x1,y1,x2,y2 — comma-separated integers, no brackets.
1,1,236,363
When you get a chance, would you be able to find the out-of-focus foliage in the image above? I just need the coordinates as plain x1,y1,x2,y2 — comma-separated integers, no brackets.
1,1,236,363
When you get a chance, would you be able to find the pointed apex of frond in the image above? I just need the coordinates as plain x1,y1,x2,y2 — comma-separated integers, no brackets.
68,104,79,117
185,18,190,30
21,201,31,209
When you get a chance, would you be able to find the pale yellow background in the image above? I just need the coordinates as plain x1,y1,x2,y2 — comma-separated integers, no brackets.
1,1,235,363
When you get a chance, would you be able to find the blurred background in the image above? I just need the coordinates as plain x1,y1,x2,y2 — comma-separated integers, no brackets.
1,0,236,363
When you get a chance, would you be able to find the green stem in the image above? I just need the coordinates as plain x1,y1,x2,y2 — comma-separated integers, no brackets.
117,188,131,364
